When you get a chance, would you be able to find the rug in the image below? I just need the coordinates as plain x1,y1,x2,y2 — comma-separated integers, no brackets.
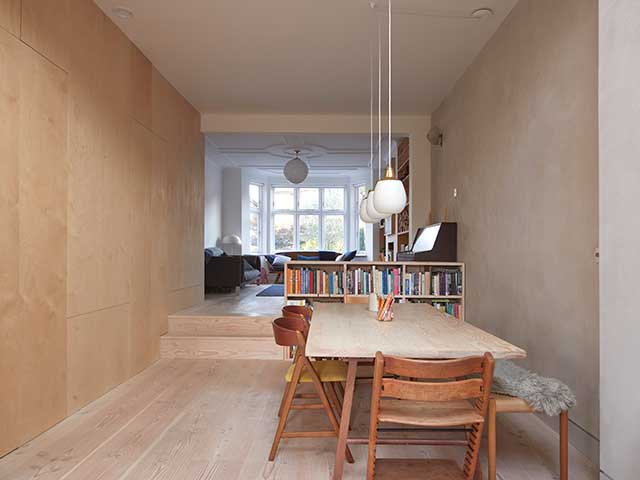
257,284,284,297
492,360,576,416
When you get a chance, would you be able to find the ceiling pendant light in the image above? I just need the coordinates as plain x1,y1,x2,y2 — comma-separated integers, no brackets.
283,149,308,184
373,0,407,215
366,12,388,222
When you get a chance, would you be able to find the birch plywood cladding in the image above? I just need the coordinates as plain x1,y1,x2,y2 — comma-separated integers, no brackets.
0,0,204,457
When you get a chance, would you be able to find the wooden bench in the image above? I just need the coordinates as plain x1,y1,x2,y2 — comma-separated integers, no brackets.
487,394,568,480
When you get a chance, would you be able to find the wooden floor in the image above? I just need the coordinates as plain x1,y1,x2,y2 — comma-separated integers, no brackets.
179,285,284,318
0,359,597,480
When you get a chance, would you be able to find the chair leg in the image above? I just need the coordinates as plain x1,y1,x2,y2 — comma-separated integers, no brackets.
303,358,355,464
559,411,569,480
269,358,303,461
277,380,292,418
487,399,497,480
325,382,343,419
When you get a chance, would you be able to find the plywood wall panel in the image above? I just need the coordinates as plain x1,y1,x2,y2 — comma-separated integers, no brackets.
168,285,204,315
67,304,130,414
99,104,132,310
0,0,20,36
131,46,152,129
15,33,68,451
151,67,173,141
151,135,169,337
101,17,131,115
128,120,154,375
0,27,21,458
21,0,70,71
65,0,104,317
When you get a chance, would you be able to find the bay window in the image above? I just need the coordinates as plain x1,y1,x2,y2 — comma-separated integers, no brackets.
271,186,346,253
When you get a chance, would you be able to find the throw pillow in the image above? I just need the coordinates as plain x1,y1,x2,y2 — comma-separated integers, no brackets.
298,254,320,261
336,250,357,262
272,255,292,267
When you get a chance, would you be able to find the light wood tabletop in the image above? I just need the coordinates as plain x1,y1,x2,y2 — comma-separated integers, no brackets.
306,302,526,360
305,302,526,480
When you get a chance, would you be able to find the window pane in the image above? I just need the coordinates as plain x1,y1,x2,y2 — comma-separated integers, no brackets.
323,188,345,210
323,215,345,252
274,214,294,251
249,184,261,210
273,188,294,210
249,212,260,253
299,215,319,250
298,188,319,210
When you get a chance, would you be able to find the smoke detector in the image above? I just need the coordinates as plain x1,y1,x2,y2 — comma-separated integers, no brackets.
112,6,134,20
470,8,494,19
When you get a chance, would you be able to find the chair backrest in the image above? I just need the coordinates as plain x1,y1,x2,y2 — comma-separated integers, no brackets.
272,316,309,348
282,305,313,323
373,352,495,479
344,295,369,304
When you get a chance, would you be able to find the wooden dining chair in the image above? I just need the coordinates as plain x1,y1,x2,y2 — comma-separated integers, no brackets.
367,352,495,479
282,305,312,322
269,316,354,463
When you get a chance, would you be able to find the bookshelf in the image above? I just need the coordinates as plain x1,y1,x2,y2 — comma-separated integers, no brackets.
284,261,465,321
380,137,411,261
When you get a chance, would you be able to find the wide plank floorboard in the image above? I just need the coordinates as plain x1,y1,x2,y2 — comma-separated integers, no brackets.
0,359,598,480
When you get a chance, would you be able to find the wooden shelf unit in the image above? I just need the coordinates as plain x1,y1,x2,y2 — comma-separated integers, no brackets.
380,137,411,261
284,261,465,321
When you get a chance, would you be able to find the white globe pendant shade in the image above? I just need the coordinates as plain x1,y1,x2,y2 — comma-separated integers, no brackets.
283,150,309,184
359,195,376,223
366,190,388,220
373,176,407,214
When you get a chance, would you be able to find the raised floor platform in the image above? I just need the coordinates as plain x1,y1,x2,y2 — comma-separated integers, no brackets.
161,285,286,360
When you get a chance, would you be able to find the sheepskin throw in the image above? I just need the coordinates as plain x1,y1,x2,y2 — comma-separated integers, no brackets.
492,360,576,416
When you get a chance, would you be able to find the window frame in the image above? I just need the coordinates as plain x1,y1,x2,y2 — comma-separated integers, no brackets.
248,182,264,253
270,185,346,253
354,183,368,256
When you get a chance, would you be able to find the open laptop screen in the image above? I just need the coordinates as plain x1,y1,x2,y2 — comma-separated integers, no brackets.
411,223,441,253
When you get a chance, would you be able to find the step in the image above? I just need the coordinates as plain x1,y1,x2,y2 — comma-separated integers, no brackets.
160,335,285,360
167,315,274,337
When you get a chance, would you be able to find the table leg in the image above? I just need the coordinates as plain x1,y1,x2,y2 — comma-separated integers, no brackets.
332,359,358,480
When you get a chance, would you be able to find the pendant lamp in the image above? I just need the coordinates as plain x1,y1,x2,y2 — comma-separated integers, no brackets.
373,0,407,215
360,193,376,223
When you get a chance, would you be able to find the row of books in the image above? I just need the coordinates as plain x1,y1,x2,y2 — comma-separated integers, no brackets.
431,301,462,319
431,270,464,296
288,267,463,297
286,268,344,296
346,268,373,295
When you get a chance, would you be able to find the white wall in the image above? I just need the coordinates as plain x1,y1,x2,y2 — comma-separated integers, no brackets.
204,158,222,248
221,167,243,243
599,1,640,478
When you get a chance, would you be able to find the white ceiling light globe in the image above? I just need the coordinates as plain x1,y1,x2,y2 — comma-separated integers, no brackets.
283,150,309,184
359,194,375,223
373,177,407,214
366,190,388,220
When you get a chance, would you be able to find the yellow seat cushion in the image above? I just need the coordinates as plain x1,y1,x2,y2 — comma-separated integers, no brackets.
285,360,348,383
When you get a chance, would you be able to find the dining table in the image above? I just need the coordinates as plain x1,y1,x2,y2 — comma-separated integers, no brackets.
305,302,527,480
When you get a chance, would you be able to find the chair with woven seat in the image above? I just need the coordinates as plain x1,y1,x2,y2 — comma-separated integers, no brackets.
367,352,495,479
269,315,354,463
487,395,569,480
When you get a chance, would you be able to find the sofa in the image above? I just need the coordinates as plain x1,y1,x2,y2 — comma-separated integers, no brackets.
204,248,261,292
268,250,357,283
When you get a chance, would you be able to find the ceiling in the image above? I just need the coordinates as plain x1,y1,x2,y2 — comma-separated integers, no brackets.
95,0,518,115
206,133,383,176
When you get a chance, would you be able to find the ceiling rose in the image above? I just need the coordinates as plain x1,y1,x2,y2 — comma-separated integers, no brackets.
283,150,309,184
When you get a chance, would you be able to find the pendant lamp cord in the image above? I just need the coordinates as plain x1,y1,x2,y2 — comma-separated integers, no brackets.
378,14,382,182
369,20,374,188
388,0,392,170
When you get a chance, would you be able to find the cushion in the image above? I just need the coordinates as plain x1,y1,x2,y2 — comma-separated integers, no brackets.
271,255,291,271
318,250,338,261
336,250,357,262
285,360,348,383
298,254,320,261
